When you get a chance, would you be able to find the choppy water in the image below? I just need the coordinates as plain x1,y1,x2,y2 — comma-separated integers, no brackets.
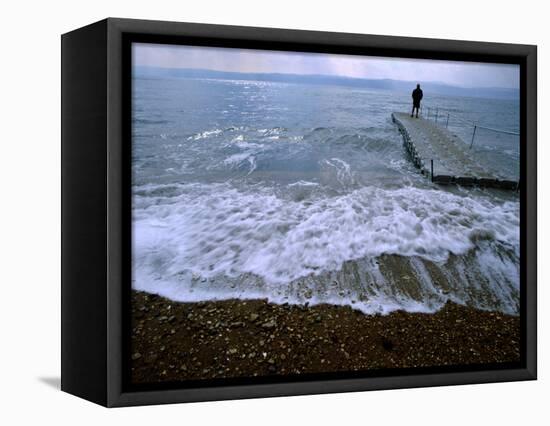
132,77,520,315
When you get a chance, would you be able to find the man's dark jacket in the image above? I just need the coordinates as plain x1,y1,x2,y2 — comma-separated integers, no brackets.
412,88,423,106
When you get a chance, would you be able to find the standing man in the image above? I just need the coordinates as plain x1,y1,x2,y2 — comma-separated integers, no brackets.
411,84,423,118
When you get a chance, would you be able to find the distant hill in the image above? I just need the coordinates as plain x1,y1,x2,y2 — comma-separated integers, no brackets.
134,66,520,100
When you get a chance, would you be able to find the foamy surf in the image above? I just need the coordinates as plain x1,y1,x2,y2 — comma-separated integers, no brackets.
132,182,519,315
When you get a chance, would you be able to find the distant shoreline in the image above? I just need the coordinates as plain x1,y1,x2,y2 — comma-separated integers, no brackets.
134,66,520,100
130,290,520,384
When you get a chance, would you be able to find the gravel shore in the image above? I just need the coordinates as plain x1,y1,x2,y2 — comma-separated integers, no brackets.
130,290,520,384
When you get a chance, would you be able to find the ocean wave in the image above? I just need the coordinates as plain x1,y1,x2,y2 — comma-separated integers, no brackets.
287,180,320,187
187,129,223,140
321,158,355,187
132,182,519,314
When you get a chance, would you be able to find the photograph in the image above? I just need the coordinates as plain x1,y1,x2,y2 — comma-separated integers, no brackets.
129,42,521,384
0,0,544,421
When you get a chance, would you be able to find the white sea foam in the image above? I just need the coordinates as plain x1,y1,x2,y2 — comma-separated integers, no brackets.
132,182,520,315
222,152,256,172
321,158,355,187
187,129,223,140
287,180,320,187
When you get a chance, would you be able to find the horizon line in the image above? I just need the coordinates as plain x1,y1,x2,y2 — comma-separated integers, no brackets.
134,65,520,91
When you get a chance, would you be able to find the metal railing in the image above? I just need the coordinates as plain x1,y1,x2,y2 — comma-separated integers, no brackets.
468,124,520,149
419,105,519,149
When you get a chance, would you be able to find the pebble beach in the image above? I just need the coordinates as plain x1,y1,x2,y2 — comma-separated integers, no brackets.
131,290,520,384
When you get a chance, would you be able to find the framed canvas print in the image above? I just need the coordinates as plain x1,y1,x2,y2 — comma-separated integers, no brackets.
61,18,537,407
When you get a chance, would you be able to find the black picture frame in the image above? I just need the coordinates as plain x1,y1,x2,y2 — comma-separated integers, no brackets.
61,17,537,407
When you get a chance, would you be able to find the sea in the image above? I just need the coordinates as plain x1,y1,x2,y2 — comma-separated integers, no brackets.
131,76,520,316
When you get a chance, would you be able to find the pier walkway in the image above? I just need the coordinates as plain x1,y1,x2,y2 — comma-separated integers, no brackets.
392,112,518,189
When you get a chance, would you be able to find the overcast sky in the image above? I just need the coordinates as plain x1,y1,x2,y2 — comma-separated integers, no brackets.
133,43,519,89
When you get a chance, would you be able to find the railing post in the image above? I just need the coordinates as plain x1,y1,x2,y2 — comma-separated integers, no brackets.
469,125,477,149
446,113,450,128
431,159,434,182
435,108,439,123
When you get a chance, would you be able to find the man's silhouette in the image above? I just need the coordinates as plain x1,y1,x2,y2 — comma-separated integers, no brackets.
411,84,423,118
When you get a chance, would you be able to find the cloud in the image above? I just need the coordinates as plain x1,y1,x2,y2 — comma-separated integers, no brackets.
133,43,519,89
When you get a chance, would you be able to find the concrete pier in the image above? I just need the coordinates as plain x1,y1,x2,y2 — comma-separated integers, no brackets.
392,112,518,189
